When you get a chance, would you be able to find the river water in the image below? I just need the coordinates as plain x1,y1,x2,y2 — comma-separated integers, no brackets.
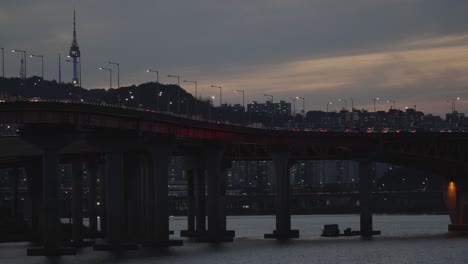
1,214,467,263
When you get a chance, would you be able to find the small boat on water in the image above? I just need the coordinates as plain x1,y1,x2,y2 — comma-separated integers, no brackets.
321,225,380,237
321,224,340,237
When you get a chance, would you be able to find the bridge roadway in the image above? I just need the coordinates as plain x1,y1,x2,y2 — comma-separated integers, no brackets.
0,101,467,256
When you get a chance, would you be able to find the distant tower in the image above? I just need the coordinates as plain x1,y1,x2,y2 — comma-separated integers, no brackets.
19,58,26,79
69,9,80,87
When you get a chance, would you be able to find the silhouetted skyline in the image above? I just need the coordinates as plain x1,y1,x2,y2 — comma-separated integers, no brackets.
1,1,467,115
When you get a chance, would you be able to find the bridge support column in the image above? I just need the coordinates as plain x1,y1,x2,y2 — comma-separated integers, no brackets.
181,156,209,239
195,168,207,234
10,168,20,219
99,162,107,237
125,153,144,243
444,178,468,233
25,158,42,243
359,160,378,238
71,158,84,247
27,147,76,256
204,146,234,242
87,160,99,238
186,169,196,233
93,151,138,251
264,151,299,240
142,145,182,247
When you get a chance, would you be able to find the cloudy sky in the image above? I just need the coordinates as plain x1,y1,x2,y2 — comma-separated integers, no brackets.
1,0,468,115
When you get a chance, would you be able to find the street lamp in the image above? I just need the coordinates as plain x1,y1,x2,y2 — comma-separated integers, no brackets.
208,96,215,120
29,54,44,80
12,49,26,78
338,98,347,110
296,96,305,114
99,67,112,89
167,75,180,113
106,61,120,89
326,102,332,113
183,80,198,117
449,97,460,113
289,97,297,116
387,100,396,110
234,90,245,110
1,48,4,78
146,69,160,111
372,98,379,112
211,85,222,106
234,90,246,123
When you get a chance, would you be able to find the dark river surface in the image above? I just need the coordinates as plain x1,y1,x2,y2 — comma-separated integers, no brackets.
1,214,467,263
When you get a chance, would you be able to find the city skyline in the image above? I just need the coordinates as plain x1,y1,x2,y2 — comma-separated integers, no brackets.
1,1,468,115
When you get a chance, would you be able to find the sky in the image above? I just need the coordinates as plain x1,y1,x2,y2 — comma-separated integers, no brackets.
1,0,468,115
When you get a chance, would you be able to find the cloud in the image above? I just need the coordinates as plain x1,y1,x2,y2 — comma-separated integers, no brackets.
209,35,468,115
1,1,468,115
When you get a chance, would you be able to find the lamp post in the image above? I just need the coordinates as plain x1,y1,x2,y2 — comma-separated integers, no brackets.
211,85,222,106
29,54,44,80
296,96,305,114
234,90,245,109
234,90,245,123
99,67,112,89
168,101,173,112
12,49,26,78
146,69,160,111
167,75,180,113
372,98,379,112
326,102,332,113
208,96,215,121
338,98,347,111
183,80,198,117
387,100,396,110
449,97,460,113
106,61,120,89
1,47,4,78
289,97,297,116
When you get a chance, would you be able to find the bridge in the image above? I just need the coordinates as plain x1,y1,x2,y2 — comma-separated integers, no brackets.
0,101,467,256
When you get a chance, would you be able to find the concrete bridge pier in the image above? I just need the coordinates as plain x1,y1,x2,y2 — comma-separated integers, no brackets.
125,153,144,243
444,177,468,233
264,151,299,240
27,147,76,256
185,168,196,234
142,145,182,247
86,159,99,238
24,157,43,243
70,158,85,247
93,151,138,251
195,168,207,235
99,162,107,238
181,156,208,239
10,168,20,219
204,145,235,242
359,160,374,238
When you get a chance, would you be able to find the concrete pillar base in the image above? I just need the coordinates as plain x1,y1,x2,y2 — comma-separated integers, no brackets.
93,239,139,251
180,230,235,242
63,240,95,248
449,224,468,233
26,247,76,256
264,229,299,240
142,239,183,247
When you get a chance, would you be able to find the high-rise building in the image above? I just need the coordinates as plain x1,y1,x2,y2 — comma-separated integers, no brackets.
69,9,81,87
